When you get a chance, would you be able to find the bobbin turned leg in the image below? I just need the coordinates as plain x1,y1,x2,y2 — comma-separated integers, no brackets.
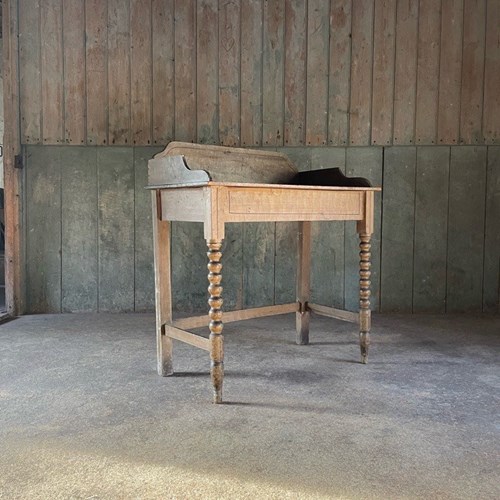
359,233,372,363
207,240,224,403
296,221,312,345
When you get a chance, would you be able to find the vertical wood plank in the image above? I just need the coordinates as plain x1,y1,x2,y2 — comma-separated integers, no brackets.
483,0,500,144
19,0,42,143
328,0,351,145
380,146,416,312
86,0,108,145
26,147,62,313
174,0,196,142
310,148,346,308
243,222,275,307
220,224,244,311
134,147,162,311
152,0,175,145
61,147,98,312
459,0,486,144
305,0,330,145
446,146,487,311
219,0,240,146
483,146,500,312
393,0,418,145
262,0,284,146
274,221,298,304
97,148,135,311
63,0,86,144
415,0,441,144
344,147,383,311
108,0,131,145
131,0,153,145
241,0,263,147
437,0,464,145
349,0,374,145
371,0,396,146
284,0,306,146
197,0,218,144
413,146,450,312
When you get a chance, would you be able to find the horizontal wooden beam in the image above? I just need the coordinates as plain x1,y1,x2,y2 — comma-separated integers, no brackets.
163,324,210,351
308,303,359,323
172,303,299,330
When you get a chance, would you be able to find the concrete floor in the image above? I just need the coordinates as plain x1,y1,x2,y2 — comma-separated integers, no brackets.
0,313,498,499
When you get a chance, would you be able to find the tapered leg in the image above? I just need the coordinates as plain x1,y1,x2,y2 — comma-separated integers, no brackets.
152,191,173,376
359,233,372,363
207,240,224,403
296,221,312,344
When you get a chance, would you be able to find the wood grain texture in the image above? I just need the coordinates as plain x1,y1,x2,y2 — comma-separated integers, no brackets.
349,0,374,145
446,146,487,311
131,0,153,145
218,0,240,146
240,0,263,147
97,148,135,311
86,0,108,145
152,0,174,145
284,0,306,146
305,0,329,145
63,0,86,144
371,0,396,146
393,0,418,145
108,0,131,145
26,147,62,313
262,0,284,146
437,0,464,144
41,0,64,143
197,0,218,144
415,0,441,144
19,0,41,143
483,0,500,144
328,0,351,145
61,147,98,312
380,147,416,312
483,147,500,312
413,146,450,312
174,0,196,142
459,0,486,144
344,147,383,311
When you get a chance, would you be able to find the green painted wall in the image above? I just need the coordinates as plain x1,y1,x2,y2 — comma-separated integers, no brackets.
24,145,500,314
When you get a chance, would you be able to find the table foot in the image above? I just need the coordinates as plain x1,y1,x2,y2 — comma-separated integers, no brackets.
359,233,371,364
207,240,224,404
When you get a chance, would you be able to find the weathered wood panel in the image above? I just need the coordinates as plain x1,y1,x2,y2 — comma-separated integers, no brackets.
85,0,108,145
380,147,416,312
446,147,487,312
284,0,306,146
26,147,61,313
108,0,131,145
19,0,41,143
413,147,450,312
349,0,374,145
459,0,486,144
61,147,98,312
305,0,329,145
262,0,284,146
197,0,218,145
483,146,500,312
218,0,240,146
371,0,396,146
97,148,135,311
393,0,418,145
437,0,464,145
63,0,86,144
415,0,441,144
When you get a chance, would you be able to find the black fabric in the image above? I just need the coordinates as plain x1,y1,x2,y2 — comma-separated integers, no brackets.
290,168,371,187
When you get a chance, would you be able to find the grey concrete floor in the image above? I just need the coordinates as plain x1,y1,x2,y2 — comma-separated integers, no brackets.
0,313,499,499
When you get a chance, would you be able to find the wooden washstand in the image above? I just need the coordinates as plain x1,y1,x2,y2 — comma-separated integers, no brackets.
147,142,381,403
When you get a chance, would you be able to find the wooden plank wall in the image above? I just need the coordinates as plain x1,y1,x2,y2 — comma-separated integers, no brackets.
24,145,500,314
17,0,500,147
